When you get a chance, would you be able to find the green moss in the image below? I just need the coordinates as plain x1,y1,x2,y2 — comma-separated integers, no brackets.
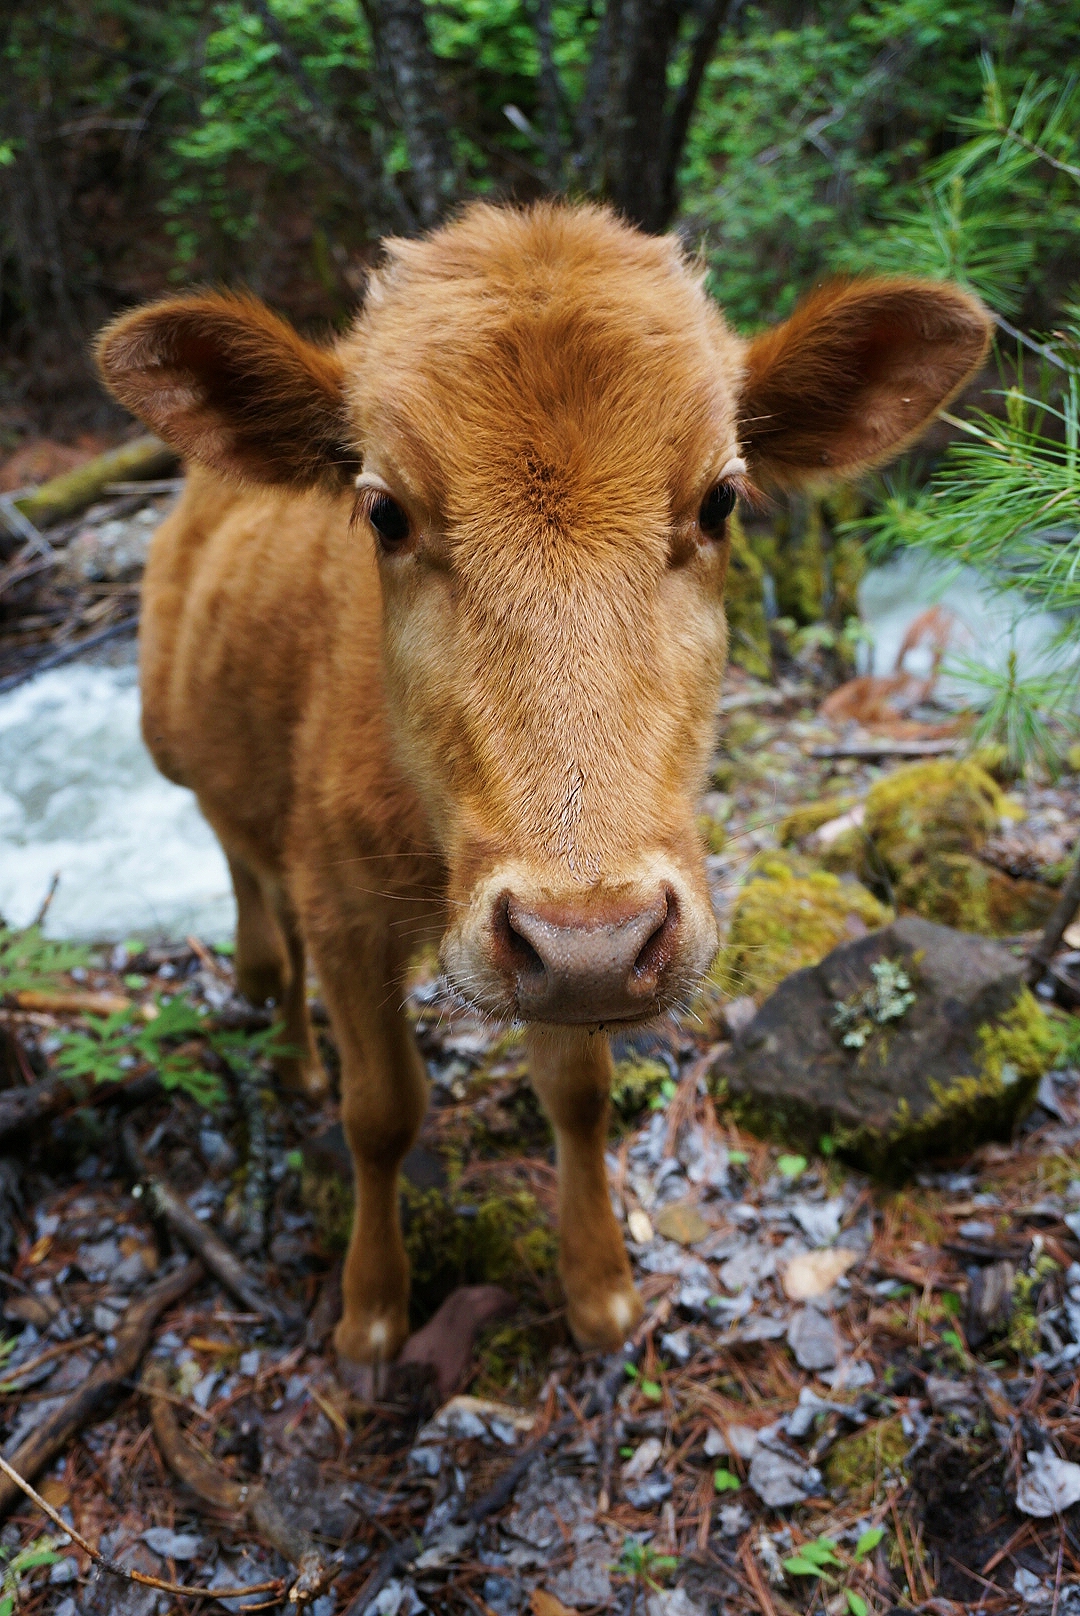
824,1416,909,1497
611,1054,672,1120
723,513,772,679
778,795,856,846
402,1182,558,1324
977,989,1066,1084
301,1162,355,1253
864,759,1008,870
698,813,728,855
709,852,891,1000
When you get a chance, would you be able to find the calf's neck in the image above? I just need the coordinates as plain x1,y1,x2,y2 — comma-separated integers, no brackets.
98,202,990,1366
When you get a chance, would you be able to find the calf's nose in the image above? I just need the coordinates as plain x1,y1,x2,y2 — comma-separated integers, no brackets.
491,888,680,1022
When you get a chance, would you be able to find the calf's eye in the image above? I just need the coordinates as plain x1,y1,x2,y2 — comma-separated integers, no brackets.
368,493,410,550
699,482,737,536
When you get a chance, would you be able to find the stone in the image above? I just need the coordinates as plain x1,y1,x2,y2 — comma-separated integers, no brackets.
747,1445,823,1508
782,1248,858,1300
1016,1449,1080,1518
712,917,1064,1175
550,1542,613,1608
654,1202,711,1246
787,1306,840,1371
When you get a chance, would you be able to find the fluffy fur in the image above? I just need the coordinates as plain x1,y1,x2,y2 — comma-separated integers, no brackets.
97,201,991,1364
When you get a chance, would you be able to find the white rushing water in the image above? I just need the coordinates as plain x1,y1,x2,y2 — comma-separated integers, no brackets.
0,551,1074,943
0,649,233,941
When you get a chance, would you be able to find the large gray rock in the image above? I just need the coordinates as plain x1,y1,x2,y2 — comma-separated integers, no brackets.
711,917,1059,1175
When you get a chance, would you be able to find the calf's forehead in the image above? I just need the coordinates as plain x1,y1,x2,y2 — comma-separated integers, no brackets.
340,207,745,523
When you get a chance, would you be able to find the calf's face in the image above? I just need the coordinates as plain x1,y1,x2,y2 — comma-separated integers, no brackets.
98,203,990,1025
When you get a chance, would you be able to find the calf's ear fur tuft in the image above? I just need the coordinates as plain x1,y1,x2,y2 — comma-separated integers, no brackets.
96,291,354,489
739,277,992,489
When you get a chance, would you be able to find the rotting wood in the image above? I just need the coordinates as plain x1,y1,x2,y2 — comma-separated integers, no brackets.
0,1259,202,1521
143,1360,337,1607
11,434,178,528
123,1122,301,1334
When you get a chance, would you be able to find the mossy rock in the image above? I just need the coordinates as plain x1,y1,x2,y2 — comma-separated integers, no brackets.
723,513,772,679
778,795,856,846
711,916,1066,1178
707,850,891,1001
827,759,1053,936
825,1416,909,1497
746,492,865,628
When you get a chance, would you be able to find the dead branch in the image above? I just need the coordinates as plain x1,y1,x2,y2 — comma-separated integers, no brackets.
0,1259,202,1520
0,1448,285,1604
11,435,178,529
123,1123,300,1333
0,1061,161,1146
1026,840,1080,986
811,737,960,759
143,1361,336,1606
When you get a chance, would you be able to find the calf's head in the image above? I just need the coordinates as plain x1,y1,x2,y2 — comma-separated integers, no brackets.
98,203,989,1025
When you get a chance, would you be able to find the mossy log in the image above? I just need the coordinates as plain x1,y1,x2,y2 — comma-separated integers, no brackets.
12,434,178,529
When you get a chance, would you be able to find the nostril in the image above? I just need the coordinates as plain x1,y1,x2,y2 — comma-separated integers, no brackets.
632,887,679,985
492,893,545,980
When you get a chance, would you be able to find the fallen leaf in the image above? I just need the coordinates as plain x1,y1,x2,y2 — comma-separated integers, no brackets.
1063,921,1080,949
627,1208,654,1243
654,1201,711,1246
38,1479,70,1509
782,1247,858,1300
1016,1449,1080,1518
532,1590,576,1616
622,1435,663,1481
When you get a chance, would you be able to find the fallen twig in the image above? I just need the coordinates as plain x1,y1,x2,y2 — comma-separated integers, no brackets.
1026,841,1080,987
0,613,139,696
123,1122,300,1333
10,434,178,529
143,1361,336,1607
811,736,960,759
0,1448,285,1605
0,1259,202,1520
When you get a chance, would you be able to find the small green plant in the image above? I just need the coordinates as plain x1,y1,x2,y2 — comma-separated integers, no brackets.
833,958,916,1050
0,924,93,995
782,1527,884,1614
616,1537,678,1592
623,1362,663,1401
0,1536,64,1616
713,1466,741,1491
777,1153,807,1180
52,996,289,1111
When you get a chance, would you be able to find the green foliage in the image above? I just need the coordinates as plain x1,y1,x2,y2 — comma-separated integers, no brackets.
616,1537,678,1591
782,1527,884,1610
54,995,226,1108
713,1466,740,1491
0,925,93,995
0,1537,63,1616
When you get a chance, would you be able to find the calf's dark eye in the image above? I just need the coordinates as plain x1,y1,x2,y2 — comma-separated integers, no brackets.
699,482,737,536
369,493,410,549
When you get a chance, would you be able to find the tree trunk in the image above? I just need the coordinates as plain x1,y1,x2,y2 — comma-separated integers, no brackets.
361,0,460,228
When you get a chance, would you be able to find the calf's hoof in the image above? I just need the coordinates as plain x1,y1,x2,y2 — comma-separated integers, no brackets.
275,1052,331,1102
566,1281,644,1352
333,1306,409,1378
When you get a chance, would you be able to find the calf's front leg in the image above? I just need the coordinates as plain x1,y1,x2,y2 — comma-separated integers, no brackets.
308,929,429,1368
528,1026,643,1350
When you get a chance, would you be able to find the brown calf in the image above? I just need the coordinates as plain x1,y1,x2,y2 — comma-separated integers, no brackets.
97,202,989,1369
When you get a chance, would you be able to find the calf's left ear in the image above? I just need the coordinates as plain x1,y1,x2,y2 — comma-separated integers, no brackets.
739,277,992,489
96,291,354,489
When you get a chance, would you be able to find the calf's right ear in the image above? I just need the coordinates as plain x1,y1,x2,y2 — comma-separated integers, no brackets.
95,292,355,489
